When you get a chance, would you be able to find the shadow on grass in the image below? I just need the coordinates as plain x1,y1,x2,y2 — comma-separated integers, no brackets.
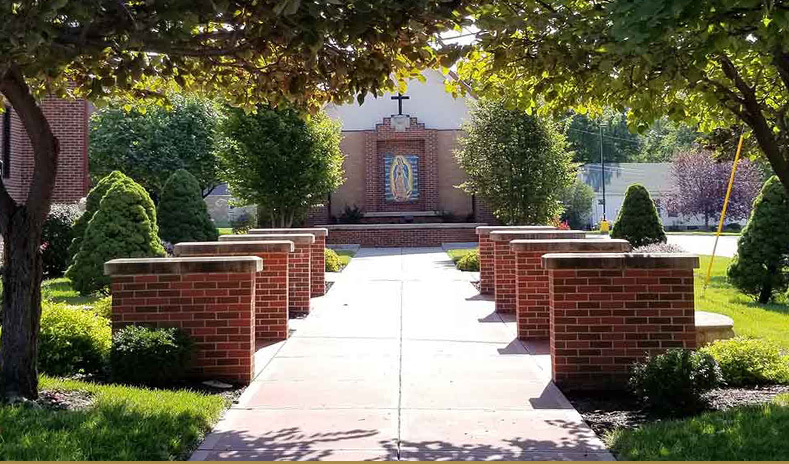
609,395,789,460
41,278,102,306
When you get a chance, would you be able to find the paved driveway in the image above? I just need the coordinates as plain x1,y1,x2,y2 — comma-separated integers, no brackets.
666,234,739,257
192,248,612,461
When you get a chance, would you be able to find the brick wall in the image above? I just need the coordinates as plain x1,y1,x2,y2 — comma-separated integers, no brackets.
490,230,585,313
248,228,327,297
173,241,294,342
476,226,556,295
106,257,262,384
512,239,631,341
544,253,698,390
220,233,315,315
324,224,483,247
364,117,438,213
2,97,89,204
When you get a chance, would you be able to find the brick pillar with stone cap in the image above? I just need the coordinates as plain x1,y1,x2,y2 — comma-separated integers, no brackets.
220,233,315,316
476,225,556,295
543,253,699,391
173,241,293,341
105,256,262,384
248,228,328,297
490,230,586,313
511,239,632,341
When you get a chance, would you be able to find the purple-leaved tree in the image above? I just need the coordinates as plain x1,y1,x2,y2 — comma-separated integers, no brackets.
667,150,763,229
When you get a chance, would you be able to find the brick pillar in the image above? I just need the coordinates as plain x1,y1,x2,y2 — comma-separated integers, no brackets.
543,253,699,391
248,228,328,297
476,226,556,296
173,241,293,341
105,256,262,384
512,239,631,341
490,230,585,313
221,233,316,316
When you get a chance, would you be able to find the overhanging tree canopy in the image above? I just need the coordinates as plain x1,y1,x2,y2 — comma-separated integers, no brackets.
0,0,470,400
457,0,789,193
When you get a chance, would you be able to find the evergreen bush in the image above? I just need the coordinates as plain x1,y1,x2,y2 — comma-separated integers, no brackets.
42,204,83,276
110,326,193,386
727,176,789,303
611,184,667,247
158,169,218,244
68,171,129,263
66,178,166,295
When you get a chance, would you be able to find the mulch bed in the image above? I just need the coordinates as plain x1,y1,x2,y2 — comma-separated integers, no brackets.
567,385,789,437
36,389,95,411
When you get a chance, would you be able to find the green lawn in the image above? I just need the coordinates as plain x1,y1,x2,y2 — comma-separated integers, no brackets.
446,248,477,264
608,393,789,460
696,255,789,349
336,249,355,268
0,377,227,460
217,227,233,236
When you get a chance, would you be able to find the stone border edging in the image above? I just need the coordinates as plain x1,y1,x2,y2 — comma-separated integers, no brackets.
476,225,555,235
320,223,486,230
511,238,631,252
104,256,263,275
249,227,329,237
220,233,316,244
542,252,700,269
174,240,295,255
490,230,587,241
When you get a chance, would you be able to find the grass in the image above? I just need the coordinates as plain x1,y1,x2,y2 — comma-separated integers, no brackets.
0,376,227,460
446,248,477,264
217,227,233,236
41,277,102,306
696,255,789,349
608,393,789,460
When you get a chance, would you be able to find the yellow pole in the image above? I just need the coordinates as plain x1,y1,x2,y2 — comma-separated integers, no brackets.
702,133,745,295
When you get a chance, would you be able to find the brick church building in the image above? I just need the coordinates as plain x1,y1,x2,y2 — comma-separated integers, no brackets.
1,97,90,205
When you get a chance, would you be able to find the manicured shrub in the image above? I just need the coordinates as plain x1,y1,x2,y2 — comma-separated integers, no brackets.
38,302,111,376
611,184,667,247
68,171,129,263
630,349,723,414
727,176,789,303
457,249,480,271
110,326,193,386
338,204,363,224
230,212,253,234
700,337,789,386
66,177,166,295
92,296,113,319
42,204,83,276
158,169,218,244
325,248,342,272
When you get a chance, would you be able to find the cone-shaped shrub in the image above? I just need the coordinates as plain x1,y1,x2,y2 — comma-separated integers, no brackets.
68,170,129,263
611,184,666,247
727,176,789,303
158,169,218,244
66,177,166,295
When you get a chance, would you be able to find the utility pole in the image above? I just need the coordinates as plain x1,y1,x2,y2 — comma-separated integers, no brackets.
599,122,607,221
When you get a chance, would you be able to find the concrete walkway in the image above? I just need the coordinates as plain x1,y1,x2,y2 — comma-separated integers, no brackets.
192,248,612,461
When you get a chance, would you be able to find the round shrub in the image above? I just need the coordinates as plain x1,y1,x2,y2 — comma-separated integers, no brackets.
38,302,111,376
630,349,723,414
611,184,667,247
727,176,789,303
68,171,130,264
457,249,480,272
110,326,193,386
42,204,82,276
325,248,342,272
158,169,218,244
66,177,166,295
700,337,789,386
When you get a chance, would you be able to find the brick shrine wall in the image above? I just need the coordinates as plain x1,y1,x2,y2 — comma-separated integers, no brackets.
110,271,257,383
325,226,480,247
2,97,89,204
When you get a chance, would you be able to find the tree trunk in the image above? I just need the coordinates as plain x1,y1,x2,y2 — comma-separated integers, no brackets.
0,65,59,401
704,213,710,231
1,211,44,400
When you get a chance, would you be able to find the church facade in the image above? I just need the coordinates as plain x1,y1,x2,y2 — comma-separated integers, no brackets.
309,69,494,226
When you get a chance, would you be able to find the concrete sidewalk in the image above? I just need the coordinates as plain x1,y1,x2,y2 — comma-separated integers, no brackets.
192,248,612,461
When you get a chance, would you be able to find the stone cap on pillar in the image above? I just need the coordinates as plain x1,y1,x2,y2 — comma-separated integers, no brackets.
248,227,329,237
174,240,295,257
490,230,586,242
476,225,555,236
542,253,700,270
511,238,632,253
219,233,316,244
104,256,264,276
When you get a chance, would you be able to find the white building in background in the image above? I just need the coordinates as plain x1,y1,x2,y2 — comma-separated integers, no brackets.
579,163,710,230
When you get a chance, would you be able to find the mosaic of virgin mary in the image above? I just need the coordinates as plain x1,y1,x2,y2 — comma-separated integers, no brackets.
386,154,419,202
